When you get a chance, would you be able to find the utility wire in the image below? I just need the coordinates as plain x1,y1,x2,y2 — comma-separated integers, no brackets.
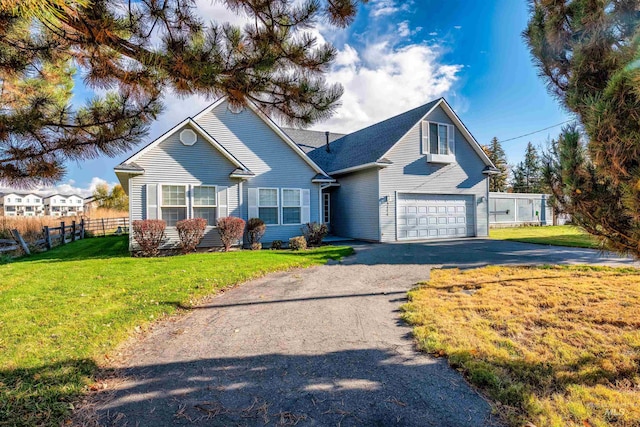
499,119,576,143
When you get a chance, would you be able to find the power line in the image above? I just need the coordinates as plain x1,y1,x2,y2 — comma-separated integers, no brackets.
499,119,576,143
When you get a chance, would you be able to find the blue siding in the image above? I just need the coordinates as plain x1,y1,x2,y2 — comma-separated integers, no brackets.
195,101,321,243
330,168,380,241
129,124,240,248
378,105,489,241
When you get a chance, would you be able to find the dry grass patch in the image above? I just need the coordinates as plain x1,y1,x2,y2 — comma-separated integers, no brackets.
402,265,640,427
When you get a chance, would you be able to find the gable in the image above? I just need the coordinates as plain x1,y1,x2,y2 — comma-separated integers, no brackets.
122,118,246,171
194,99,325,177
382,104,488,166
129,122,244,183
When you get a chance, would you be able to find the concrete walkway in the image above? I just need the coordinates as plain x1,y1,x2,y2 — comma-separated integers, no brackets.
82,240,636,426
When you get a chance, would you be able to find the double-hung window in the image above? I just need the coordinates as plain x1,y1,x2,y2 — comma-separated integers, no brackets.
282,189,302,225
422,121,455,162
161,185,187,226
192,185,217,225
258,188,279,225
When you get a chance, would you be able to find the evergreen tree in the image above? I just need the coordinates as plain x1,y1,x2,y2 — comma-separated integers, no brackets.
482,137,508,192
511,162,527,193
0,0,363,187
523,142,543,193
511,142,543,193
524,0,640,256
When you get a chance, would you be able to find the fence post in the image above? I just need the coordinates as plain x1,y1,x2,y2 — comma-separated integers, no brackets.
71,221,76,242
101,218,106,236
80,218,85,239
60,221,66,245
43,226,52,250
11,229,30,255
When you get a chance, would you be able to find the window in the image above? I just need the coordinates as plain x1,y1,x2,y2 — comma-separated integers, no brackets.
426,122,450,155
323,193,330,224
15,198,22,203
192,185,217,225
60,199,65,204
282,189,302,225
161,185,187,226
258,188,279,225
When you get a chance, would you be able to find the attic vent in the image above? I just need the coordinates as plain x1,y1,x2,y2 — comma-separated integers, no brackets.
180,129,197,146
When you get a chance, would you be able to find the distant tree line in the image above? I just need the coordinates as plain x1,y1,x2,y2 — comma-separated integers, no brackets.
92,183,128,211
482,138,547,194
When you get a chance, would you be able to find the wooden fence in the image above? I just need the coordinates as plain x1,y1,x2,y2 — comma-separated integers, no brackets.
1,217,129,258
83,217,129,236
0,220,85,256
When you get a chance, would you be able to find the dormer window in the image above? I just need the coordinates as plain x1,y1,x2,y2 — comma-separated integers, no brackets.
421,121,456,163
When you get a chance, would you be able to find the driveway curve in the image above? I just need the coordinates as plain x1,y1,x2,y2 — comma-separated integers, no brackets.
83,240,636,426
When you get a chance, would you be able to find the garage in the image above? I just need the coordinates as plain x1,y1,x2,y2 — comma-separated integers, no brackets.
397,193,475,240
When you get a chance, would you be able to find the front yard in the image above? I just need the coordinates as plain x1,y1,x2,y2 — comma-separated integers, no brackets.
491,225,599,249
402,266,640,427
0,236,353,426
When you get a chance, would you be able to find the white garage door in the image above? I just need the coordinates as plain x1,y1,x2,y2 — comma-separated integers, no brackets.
397,194,475,240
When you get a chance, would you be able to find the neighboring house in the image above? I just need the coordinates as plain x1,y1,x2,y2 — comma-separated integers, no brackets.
489,192,554,227
43,194,84,217
83,196,99,214
0,192,45,217
115,97,496,249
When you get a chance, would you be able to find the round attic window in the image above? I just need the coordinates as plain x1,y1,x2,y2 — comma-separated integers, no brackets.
180,129,197,146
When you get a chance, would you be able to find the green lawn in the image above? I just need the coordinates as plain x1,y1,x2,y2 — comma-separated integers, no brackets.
0,236,353,426
490,225,599,249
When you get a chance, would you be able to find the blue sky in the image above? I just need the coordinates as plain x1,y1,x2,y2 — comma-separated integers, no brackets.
51,0,572,195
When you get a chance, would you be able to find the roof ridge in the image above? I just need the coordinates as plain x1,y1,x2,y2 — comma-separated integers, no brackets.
334,98,441,140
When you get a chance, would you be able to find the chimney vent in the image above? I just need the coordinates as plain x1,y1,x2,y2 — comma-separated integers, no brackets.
325,131,331,153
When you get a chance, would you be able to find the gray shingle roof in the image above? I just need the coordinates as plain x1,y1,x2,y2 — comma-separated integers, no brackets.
284,99,441,173
114,162,145,172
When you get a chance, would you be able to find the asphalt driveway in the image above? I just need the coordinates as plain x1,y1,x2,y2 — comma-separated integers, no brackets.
82,240,636,426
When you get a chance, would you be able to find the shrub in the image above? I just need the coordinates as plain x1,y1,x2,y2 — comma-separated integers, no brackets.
250,242,262,250
217,216,245,252
271,240,283,250
302,222,328,246
289,236,307,251
132,219,166,257
246,218,266,249
176,218,207,254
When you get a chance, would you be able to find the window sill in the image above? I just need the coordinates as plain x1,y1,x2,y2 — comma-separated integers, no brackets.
426,154,456,164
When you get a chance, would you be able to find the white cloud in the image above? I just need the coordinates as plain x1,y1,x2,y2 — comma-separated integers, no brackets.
429,31,438,36
195,0,251,27
454,25,462,30
370,0,411,17
113,1,462,141
397,21,421,38
312,39,463,133
38,177,117,197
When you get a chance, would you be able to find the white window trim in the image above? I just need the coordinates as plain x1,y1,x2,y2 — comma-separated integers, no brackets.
423,121,452,155
160,183,189,227
281,188,303,226
422,121,456,164
323,192,331,224
257,187,280,225
191,185,218,225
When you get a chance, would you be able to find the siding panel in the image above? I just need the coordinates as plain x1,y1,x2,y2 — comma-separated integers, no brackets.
196,100,321,243
129,124,239,248
331,168,379,241
379,105,489,242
